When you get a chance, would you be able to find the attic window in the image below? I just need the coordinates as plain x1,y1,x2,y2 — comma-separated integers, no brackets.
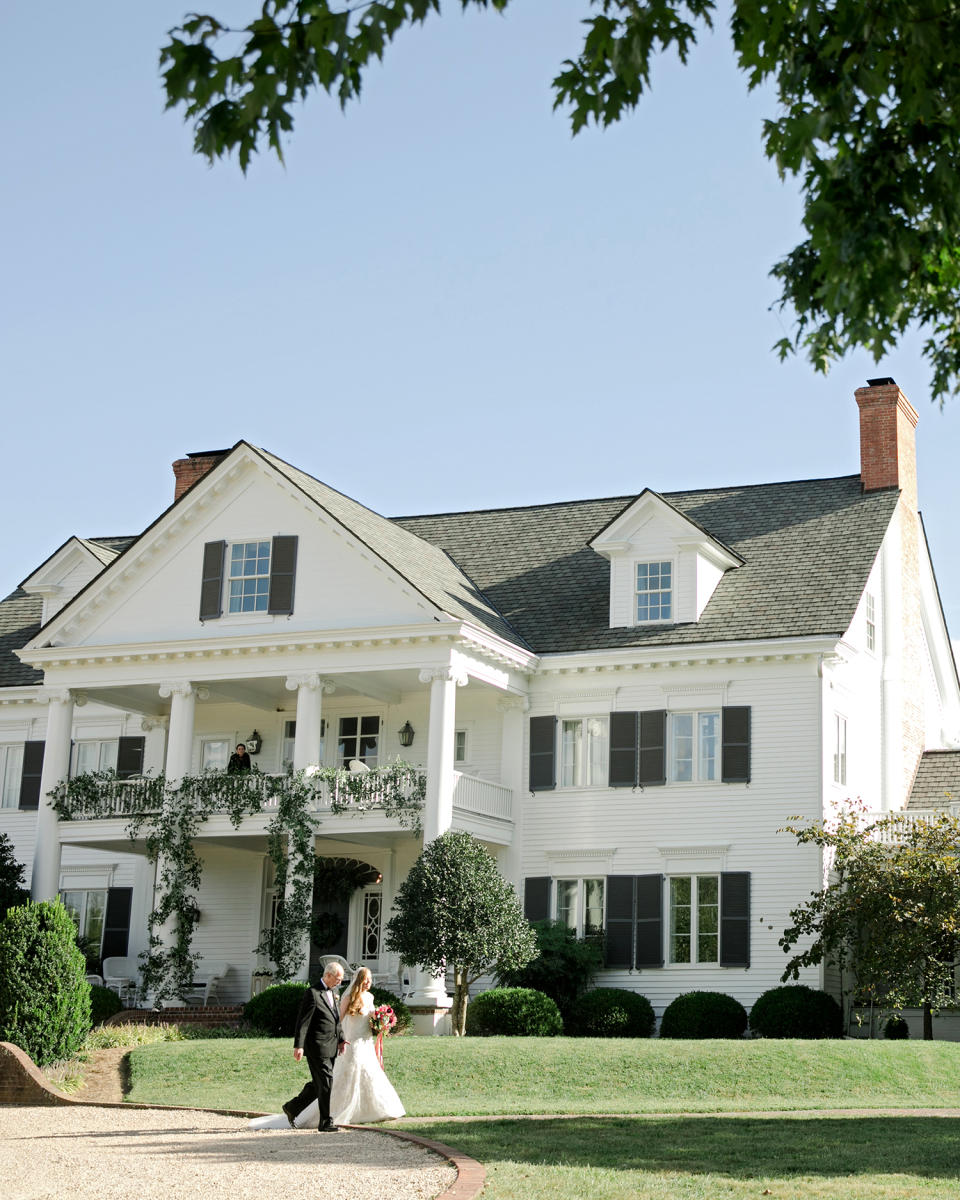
228,541,272,613
636,561,672,623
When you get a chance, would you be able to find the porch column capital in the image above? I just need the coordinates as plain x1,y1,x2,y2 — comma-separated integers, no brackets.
285,673,336,694
141,716,169,732
38,687,82,707
418,667,468,687
158,680,194,700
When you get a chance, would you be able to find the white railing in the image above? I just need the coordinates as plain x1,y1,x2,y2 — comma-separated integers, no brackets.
867,806,960,843
453,771,513,821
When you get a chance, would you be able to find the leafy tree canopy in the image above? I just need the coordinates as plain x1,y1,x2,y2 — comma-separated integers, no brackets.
780,802,960,1039
0,833,29,918
384,829,536,1034
161,1,960,403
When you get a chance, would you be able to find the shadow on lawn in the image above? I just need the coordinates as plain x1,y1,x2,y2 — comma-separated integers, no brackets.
411,1116,960,1180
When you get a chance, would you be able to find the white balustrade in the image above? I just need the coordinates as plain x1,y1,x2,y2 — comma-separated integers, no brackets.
452,771,513,821
866,807,960,843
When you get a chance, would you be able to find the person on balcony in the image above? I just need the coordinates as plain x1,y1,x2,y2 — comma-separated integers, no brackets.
227,743,252,774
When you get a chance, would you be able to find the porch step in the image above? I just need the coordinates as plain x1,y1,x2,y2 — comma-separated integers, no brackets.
107,1005,245,1028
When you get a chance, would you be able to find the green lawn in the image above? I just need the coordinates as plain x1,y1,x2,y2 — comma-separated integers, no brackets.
121,1036,960,1200
125,1035,960,1115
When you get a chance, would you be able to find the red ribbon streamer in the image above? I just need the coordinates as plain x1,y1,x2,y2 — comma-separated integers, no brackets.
376,1032,384,1067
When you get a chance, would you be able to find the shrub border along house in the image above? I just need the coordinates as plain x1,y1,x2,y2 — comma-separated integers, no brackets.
465,988,564,1037
659,990,749,1039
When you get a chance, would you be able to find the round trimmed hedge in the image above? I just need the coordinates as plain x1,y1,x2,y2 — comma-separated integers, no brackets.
748,985,844,1039
0,900,91,1065
465,987,563,1037
89,984,123,1027
659,990,748,1039
884,1014,910,1040
243,982,307,1037
567,988,655,1038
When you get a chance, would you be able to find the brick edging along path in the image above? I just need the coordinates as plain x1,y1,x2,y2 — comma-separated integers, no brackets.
0,1041,485,1200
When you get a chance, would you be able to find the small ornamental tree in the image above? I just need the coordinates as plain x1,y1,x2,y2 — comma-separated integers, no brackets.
0,900,91,1065
780,803,960,1040
0,834,29,918
385,830,537,1036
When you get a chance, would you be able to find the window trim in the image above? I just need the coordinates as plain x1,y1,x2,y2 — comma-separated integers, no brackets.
865,591,877,654
668,710,722,784
559,716,609,789
833,713,848,786
0,743,24,810
554,876,606,938
336,713,383,768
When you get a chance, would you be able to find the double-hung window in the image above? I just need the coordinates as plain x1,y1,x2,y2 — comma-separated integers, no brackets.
636,560,672,622
560,717,608,787
865,593,876,653
0,745,24,809
73,740,119,776
669,874,719,964
669,711,720,782
555,878,605,937
60,888,108,954
833,715,847,785
228,540,272,613
338,716,380,767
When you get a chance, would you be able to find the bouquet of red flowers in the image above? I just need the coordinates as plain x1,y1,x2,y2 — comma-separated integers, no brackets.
370,1004,397,1064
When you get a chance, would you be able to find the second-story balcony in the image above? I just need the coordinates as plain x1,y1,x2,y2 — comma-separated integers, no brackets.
50,763,514,837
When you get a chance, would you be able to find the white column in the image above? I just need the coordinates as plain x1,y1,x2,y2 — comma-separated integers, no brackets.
408,666,465,1012
31,688,80,901
285,674,335,770
159,682,198,783
419,667,464,843
497,696,528,889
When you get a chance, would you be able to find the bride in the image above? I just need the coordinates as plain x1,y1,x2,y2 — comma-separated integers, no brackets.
251,967,405,1130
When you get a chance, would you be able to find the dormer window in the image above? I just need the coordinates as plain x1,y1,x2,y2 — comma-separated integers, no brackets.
636,561,673,623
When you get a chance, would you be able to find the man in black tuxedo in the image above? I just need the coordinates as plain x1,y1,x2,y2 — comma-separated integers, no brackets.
282,962,347,1131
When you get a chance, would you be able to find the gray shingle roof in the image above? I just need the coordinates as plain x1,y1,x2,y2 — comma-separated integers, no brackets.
395,475,900,654
906,750,960,811
253,446,526,646
0,589,43,687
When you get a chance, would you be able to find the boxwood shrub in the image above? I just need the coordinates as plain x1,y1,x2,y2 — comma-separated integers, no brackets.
567,988,656,1038
884,1014,910,1040
748,985,844,1039
242,982,308,1037
0,900,91,1065
659,990,748,1039
465,987,563,1037
89,984,123,1027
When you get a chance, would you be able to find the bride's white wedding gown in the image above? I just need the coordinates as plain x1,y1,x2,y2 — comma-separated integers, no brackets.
250,992,405,1130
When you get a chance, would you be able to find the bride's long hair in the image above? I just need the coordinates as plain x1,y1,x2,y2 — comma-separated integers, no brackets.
343,966,372,1015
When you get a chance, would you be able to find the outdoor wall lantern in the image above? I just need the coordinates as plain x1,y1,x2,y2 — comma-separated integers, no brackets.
246,730,263,755
398,721,415,748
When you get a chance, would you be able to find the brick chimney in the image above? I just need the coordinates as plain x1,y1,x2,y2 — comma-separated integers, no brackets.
172,449,230,502
855,377,919,511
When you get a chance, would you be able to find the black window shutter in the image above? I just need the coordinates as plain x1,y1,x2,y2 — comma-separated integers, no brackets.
200,540,226,620
116,737,145,779
638,710,666,786
19,741,45,810
720,872,750,967
268,535,298,615
523,877,551,923
100,887,133,959
722,707,751,783
609,712,639,787
528,716,557,792
604,875,635,967
635,873,664,967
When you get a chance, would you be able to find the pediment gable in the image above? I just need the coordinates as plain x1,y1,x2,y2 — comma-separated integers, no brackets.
25,445,451,652
20,536,122,625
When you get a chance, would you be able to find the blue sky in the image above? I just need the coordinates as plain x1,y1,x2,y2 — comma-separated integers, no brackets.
2,2,958,651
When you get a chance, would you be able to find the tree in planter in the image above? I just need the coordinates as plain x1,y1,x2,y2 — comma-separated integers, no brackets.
780,802,960,1040
0,900,91,1065
496,919,603,1024
0,834,29,918
385,830,537,1036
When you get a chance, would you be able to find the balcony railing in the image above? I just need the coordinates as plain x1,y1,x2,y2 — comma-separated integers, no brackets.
866,806,960,843
52,765,513,826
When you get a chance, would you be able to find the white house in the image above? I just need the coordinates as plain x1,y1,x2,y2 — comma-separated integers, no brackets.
1,378,957,1030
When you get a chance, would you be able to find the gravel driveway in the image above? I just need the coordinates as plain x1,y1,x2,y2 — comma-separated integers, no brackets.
1,1106,456,1200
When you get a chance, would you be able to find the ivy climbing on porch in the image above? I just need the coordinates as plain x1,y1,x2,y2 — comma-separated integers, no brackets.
50,760,425,1002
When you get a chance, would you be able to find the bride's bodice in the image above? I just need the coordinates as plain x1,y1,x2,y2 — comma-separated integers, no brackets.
342,992,374,1042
